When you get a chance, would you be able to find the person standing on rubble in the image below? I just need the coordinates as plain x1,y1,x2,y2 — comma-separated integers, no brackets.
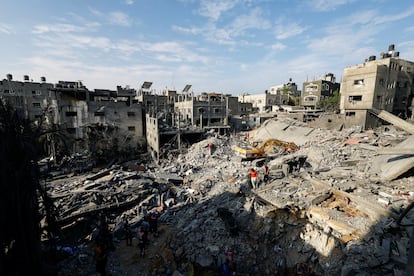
141,217,150,245
137,227,145,257
207,143,213,156
249,168,258,189
94,239,108,275
124,221,132,246
149,211,159,237
263,163,270,184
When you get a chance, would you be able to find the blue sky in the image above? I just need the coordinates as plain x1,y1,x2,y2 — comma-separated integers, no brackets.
1,0,414,94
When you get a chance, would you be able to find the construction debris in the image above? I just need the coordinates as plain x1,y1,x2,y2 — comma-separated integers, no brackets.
46,116,414,275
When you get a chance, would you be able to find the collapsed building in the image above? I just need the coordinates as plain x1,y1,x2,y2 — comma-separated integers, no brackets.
47,111,414,275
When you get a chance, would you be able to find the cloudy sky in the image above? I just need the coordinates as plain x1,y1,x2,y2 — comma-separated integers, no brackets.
1,0,414,94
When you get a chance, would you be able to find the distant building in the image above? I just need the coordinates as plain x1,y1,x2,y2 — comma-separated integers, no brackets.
175,92,231,133
301,73,340,109
238,92,277,113
340,44,414,129
0,74,57,126
268,79,300,105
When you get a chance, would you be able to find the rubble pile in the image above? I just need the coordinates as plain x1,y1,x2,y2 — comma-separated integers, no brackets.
48,117,414,275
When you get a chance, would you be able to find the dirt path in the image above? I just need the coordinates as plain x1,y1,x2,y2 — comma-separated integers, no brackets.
112,224,176,275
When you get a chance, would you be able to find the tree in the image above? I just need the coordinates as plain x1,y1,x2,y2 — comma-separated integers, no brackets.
0,101,58,275
317,90,340,112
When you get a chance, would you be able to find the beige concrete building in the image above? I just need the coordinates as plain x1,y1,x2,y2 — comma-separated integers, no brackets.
268,79,300,104
175,92,231,132
238,92,277,112
340,45,414,129
301,73,340,109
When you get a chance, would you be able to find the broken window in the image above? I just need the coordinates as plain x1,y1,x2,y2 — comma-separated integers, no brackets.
127,111,135,117
353,79,364,85
66,128,76,134
348,95,362,102
128,126,135,131
305,85,318,93
94,112,105,117
32,102,41,108
346,112,356,117
304,96,317,102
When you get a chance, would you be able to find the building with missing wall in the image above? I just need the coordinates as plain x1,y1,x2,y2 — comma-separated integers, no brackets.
340,44,414,129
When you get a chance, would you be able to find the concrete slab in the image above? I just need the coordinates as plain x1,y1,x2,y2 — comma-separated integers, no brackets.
250,119,315,146
372,135,414,181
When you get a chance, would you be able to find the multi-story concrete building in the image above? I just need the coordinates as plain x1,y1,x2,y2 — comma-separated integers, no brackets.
301,73,340,109
340,45,414,129
238,92,277,113
175,92,231,132
0,74,58,126
268,79,300,105
53,81,145,154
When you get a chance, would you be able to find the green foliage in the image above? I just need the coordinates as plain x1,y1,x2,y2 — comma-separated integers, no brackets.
317,91,340,112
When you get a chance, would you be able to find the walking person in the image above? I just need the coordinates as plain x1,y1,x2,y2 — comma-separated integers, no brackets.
124,221,132,246
249,168,258,189
207,143,213,156
141,217,150,245
263,163,270,184
137,227,145,257
94,240,108,275
149,211,159,237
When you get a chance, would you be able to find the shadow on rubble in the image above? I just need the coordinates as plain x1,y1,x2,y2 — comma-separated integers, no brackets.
159,185,413,276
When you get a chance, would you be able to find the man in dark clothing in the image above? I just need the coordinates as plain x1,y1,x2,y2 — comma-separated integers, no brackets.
137,227,145,257
94,240,108,275
124,222,132,246
149,211,159,237
263,163,270,184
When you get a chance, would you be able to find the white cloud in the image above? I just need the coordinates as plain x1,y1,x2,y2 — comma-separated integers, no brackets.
0,23,14,34
108,12,131,26
142,41,209,64
271,42,286,50
230,7,271,36
125,0,135,5
373,6,414,25
172,25,202,35
199,0,238,21
275,20,307,40
308,0,356,12
89,8,132,27
176,7,271,46
32,23,88,34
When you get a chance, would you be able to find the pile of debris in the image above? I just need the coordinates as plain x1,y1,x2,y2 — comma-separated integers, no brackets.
47,117,414,275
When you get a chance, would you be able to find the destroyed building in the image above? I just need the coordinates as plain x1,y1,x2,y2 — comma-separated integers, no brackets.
301,73,340,109
47,114,414,276
340,44,414,129
3,44,414,275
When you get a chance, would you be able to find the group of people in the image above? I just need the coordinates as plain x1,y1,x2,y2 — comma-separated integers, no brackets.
249,163,270,189
220,250,236,276
137,211,160,256
93,216,115,276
